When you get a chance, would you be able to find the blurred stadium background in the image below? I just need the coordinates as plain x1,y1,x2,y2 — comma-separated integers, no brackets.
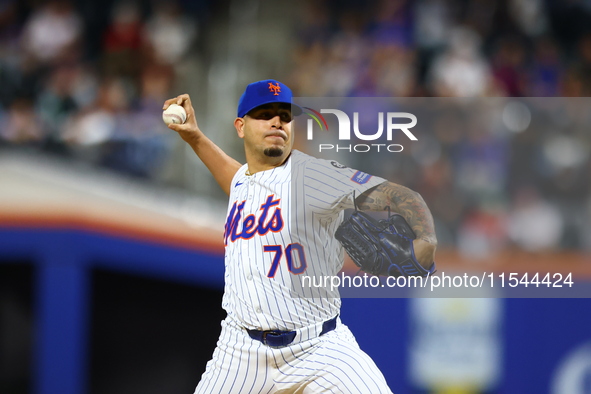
1,0,591,393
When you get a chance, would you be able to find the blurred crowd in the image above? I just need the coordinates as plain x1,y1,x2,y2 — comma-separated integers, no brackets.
1,0,590,253
289,0,591,254
0,0,206,177
290,0,591,97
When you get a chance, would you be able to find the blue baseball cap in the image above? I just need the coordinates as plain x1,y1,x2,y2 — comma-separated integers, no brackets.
237,79,302,118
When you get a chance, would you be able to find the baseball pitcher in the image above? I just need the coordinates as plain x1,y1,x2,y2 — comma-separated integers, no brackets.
163,80,437,393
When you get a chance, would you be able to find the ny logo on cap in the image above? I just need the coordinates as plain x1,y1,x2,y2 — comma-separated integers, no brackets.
268,82,281,96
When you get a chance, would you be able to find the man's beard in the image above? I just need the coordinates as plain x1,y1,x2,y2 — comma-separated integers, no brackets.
264,147,284,157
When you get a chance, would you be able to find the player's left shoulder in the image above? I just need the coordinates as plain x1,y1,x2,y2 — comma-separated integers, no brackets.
293,151,386,190
290,149,313,165
294,150,348,171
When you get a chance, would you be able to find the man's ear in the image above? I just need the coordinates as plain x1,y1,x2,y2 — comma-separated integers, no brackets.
234,117,245,138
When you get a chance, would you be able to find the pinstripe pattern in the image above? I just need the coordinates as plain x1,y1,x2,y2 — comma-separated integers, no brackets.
196,150,392,393
194,317,392,393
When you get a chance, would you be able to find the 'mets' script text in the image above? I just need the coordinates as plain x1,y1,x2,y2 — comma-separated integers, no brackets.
224,195,284,244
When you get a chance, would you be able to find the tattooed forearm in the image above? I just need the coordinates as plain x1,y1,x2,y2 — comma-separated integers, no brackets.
357,182,437,245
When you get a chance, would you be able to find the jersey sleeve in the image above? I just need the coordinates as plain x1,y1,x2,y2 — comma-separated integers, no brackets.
298,154,386,214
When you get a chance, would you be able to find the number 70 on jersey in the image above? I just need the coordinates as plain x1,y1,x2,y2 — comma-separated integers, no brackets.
264,243,307,278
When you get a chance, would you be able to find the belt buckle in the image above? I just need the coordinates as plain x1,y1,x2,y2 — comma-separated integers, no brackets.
261,330,284,347
261,330,278,346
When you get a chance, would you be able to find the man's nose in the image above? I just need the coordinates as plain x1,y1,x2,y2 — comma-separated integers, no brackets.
270,115,282,128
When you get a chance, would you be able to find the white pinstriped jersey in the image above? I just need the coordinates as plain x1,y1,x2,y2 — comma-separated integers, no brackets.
222,150,385,331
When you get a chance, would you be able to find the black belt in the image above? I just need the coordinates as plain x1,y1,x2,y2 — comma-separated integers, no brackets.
247,316,338,348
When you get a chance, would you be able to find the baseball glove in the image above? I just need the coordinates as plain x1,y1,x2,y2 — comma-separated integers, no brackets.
335,209,436,277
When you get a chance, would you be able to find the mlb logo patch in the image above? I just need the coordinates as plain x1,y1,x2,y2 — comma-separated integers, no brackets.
351,171,372,184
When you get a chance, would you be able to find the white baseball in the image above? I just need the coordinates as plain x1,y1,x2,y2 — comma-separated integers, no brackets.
163,104,187,125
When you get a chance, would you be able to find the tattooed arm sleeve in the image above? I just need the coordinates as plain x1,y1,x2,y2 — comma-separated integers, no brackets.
356,181,437,247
